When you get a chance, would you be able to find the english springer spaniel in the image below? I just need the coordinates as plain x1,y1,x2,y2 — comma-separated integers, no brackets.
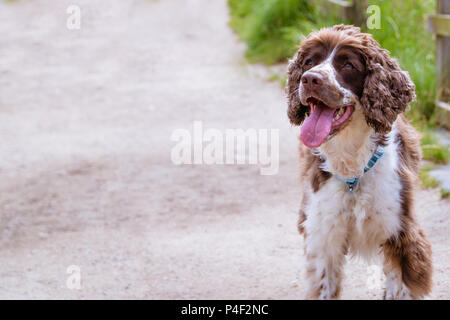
286,25,432,299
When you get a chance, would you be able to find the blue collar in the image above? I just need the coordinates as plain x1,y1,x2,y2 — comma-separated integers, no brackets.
334,145,385,192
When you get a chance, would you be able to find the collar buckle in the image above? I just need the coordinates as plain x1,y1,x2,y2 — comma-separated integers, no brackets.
333,145,385,192
346,178,358,192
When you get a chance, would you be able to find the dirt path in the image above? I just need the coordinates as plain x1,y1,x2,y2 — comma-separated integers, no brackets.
0,0,448,299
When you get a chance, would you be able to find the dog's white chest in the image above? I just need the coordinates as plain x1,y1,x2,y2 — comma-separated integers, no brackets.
339,165,404,256
305,157,403,258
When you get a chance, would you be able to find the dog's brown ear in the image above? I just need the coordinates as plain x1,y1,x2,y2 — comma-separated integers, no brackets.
286,50,309,125
360,47,415,133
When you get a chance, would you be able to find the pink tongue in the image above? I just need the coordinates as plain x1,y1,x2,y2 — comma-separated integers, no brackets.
300,103,335,148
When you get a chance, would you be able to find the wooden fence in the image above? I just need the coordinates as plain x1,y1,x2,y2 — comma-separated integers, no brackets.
428,0,450,129
328,0,367,26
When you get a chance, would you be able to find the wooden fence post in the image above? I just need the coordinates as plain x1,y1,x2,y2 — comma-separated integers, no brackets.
328,0,367,26
346,0,368,26
428,0,450,129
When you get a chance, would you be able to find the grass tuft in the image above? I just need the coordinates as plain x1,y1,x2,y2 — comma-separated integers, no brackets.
440,188,450,199
419,166,441,189
420,130,450,164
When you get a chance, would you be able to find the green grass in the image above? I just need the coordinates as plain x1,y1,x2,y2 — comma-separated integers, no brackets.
228,0,437,125
420,130,450,163
419,165,440,189
440,188,450,199
265,73,282,82
228,0,343,64
279,74,287,88
229,0,319,64
419,166,450,200
264,73,288,87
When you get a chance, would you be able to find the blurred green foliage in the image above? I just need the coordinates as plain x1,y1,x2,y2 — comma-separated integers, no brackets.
441,188,450,198
228,0,315,64
367,0,436,126
419,165,440,188
420,129,450,163
228,0,339,64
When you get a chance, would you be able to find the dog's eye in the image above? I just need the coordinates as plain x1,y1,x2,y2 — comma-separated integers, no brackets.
305,59,313,66
343,62,353,69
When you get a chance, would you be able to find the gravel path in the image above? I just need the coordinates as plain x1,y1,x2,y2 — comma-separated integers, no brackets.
0,0,448,299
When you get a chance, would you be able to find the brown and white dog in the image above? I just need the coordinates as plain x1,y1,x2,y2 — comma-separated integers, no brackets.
286,25,432,299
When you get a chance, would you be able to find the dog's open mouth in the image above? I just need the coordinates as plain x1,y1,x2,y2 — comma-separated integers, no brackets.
300,97,354,148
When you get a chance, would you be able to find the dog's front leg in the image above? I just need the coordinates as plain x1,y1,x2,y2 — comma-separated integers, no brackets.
303,212,348,299
382,224,433,300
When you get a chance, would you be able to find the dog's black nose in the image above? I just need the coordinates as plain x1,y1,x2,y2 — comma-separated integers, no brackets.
301,72,323,88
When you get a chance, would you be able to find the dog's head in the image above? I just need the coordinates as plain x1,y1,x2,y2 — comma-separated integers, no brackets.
286,25,415,148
